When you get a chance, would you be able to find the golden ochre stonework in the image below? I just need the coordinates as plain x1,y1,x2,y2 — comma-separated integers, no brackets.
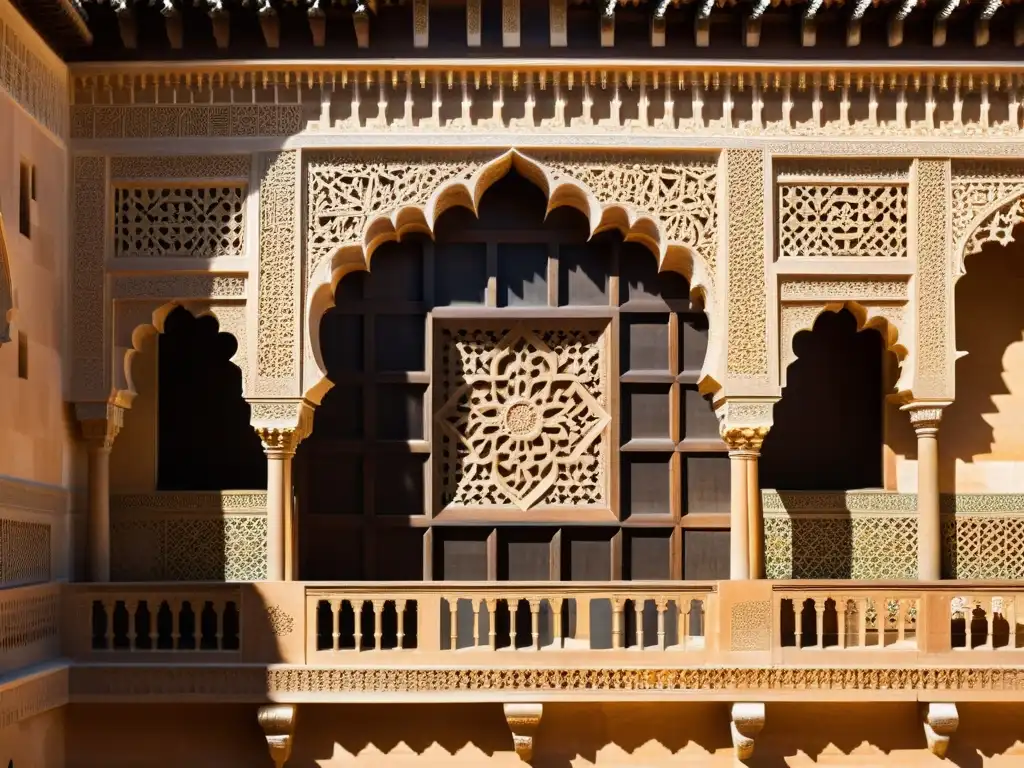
67,666,1024,697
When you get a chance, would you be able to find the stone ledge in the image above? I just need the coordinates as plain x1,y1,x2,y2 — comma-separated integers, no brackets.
66,664,1024,704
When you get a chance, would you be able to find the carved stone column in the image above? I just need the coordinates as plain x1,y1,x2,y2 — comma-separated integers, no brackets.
76,403,125,583
252,400,314,582
902,403,949,581
257,704,297,768
722,426,770,580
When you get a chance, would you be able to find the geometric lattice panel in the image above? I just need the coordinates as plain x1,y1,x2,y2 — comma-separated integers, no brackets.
765,515,918,580
778,184,908,258
942,516,1024,579
114,186,246,259
0,518,51,587
111,516,266,581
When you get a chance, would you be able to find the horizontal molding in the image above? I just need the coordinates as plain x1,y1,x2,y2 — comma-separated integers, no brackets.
0,475,69,516
763,491,1024,517
0,662,69,729
67,664,1024,703
110,491,267,517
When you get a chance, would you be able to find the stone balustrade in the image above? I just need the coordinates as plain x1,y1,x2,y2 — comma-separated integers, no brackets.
50,580,1024,670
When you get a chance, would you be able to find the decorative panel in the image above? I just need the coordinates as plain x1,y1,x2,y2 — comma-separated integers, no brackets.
436,322,611,511
71,155,107,400
71,104,302,140
913,160,952,398
0,15,67,139
943,515,1024,580
778,185,908,258
0,518,50,587
114,186,246,258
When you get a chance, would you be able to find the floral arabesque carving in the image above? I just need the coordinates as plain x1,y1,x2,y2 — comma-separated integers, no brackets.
951,165,1024,274
305,149,718,287
437,325,610,510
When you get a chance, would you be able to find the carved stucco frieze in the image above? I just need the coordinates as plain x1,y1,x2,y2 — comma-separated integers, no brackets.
256,151,300,398
778,278,909,302
725,149,768,388
71,156,108,401
111,276,246,300
109,155,251,181
914,160,953,400
951,162,1024,276
0,12,68,140
71,104,303,140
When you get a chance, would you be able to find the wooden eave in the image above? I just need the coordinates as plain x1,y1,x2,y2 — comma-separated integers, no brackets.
11,0,92,53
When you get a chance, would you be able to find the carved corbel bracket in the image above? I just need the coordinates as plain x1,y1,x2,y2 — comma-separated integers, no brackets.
163,8,184,49
260,8,281,48
116,6,138,49
211,10,231,48
353,10,370,48
924,702,958,757
309,7,327,47
730,702,765,761
258,704,297,768
76,403,126,452
503,703,543,763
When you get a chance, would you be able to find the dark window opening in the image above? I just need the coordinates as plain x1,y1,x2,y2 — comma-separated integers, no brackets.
18,162,31,238
760,308,889,491
157,307,266,491
16,331,27,380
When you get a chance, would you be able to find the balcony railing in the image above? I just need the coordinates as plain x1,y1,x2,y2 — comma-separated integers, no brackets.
61,580,1024,667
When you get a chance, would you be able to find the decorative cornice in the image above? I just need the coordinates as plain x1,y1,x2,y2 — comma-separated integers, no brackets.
67,665,1024,700
110,491,268,517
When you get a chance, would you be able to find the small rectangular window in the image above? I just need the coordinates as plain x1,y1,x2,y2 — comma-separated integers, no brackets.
18,162,31,238
17,331,27,379
30,166,36,201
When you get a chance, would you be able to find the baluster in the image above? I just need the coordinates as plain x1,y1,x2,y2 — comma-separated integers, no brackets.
529,599,541,650
836,598,847,650
814,599,825,649
509,598,520,649
330,599,342,651
170,598,182,651
448,597,458,651
213,600,224,651
897,598,905,647
140,600,153,650
486,599,497,650
611,598,623,650
858,597,868,648
986,596,998,649
471,599,481,649
551,598,563,650
126,599,139,651
103,599,117,650
1007,597,1017,651
372,600,385,651
396,599,407,650
635,600,645,650
794,598,804,649
352,600,364,652
680,598,689,652
656,598,667,650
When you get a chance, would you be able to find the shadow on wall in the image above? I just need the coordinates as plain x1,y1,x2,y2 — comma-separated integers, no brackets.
938,232,1024,492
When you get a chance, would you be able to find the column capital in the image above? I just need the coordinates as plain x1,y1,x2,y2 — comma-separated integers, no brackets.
721,425,770,454
900,401,952,433
250,398,315,456
75,402,125,451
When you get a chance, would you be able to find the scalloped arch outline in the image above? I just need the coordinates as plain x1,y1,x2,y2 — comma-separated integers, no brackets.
954,189,1024,279
781,301,911,395
114,301,245,408
303,148,721,404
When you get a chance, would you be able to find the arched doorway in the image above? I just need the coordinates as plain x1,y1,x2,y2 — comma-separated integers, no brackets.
297,170,726,583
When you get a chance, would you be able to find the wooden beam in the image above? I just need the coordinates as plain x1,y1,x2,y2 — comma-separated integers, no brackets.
550,0,568,46
502,0,521,47
413,0,429,48
467,0,482,46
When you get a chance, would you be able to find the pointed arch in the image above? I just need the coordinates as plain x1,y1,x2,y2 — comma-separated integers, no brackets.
303,149,720,404
780,301,909,393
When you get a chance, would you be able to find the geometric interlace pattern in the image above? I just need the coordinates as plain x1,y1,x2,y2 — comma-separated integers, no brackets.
778,185,908,258
115,186,246,258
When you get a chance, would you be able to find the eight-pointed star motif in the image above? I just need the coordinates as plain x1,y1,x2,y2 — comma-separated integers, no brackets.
438,326,609,511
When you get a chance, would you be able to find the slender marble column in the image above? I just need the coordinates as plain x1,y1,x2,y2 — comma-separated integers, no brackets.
77,404,124,583
256,428,301,582
722,426,769,580
903,404,947,581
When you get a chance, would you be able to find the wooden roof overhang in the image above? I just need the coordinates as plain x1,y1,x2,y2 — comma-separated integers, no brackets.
65,0,1024,62
12,0,92,53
